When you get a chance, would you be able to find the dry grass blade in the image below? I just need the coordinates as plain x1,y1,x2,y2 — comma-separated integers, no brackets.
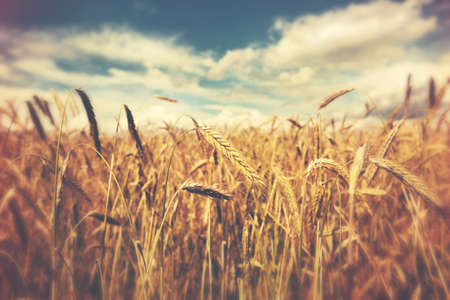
89,213,121,226
199,126,265,187
370,157,443,208
182,182,231,200
318,88,354,110
75,88,102,155
154,96,179,103
124,105,145,161
26,101,46,141
306,158,349,184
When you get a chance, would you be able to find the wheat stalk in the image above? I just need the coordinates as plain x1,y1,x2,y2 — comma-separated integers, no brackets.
348,144,366,261
312,123,321,160
370,157,443,208
349,144,367,197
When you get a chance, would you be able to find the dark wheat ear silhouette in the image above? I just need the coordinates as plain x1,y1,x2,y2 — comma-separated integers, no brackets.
75,88,102,155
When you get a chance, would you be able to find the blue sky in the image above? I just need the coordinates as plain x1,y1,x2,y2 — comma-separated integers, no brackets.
0,0,449,130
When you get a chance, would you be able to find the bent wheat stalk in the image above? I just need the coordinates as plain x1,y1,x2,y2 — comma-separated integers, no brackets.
370,157,443,208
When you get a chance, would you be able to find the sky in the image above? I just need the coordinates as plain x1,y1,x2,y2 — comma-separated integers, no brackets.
0,0,449,131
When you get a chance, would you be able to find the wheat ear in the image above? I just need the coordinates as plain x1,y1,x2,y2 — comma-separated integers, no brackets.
318,88,354,110
26,101,46,141
273,167,302,235
75,89,102,155
182,182,231,200
370,157,443,208
366,119,404,182
305,158,349,185
402,74,412,119
124,105,145,161
198,127,265,187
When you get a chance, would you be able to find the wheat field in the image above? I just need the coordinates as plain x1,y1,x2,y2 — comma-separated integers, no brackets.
0,81,449,299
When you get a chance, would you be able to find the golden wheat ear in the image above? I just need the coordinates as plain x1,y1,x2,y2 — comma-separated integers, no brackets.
305,158,349,185
370,157,443,208
198,126,265,187
318,88,354,110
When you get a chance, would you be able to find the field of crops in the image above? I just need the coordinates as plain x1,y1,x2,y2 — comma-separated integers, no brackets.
0,83,449,299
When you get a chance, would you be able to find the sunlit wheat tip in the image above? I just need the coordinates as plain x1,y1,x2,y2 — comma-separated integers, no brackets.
318,88,355,110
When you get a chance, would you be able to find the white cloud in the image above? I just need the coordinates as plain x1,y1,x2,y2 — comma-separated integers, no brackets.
207,48,260,80
278,67,315,86
263,0,436,69
0,0,449,130
66,27,213,74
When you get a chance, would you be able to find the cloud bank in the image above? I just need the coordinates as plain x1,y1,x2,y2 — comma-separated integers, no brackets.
0,0,448,132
